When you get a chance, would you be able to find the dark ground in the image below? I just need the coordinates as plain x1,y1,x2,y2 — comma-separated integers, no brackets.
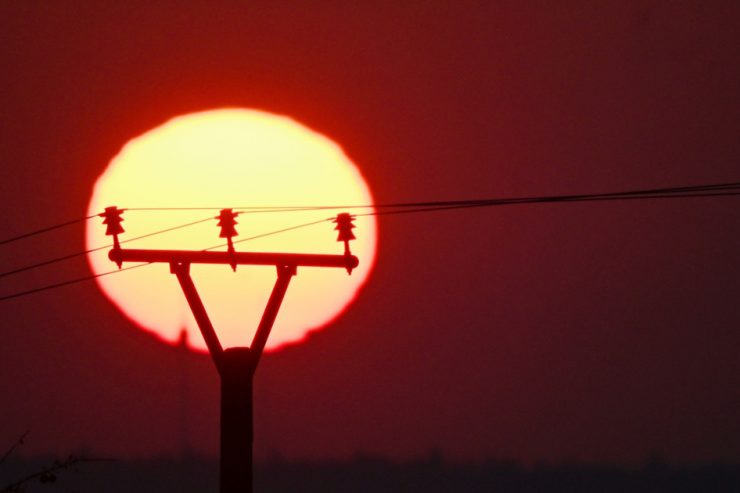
2,456,739,492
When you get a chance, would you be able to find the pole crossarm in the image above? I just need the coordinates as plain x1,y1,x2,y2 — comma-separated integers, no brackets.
109,248,358,271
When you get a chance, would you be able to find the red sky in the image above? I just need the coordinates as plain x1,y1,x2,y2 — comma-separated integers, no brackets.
1,1,739,466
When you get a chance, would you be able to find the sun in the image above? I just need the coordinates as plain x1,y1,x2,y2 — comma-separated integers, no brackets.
86,108,377,352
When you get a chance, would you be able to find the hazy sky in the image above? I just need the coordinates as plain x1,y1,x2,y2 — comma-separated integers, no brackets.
1,1,739,465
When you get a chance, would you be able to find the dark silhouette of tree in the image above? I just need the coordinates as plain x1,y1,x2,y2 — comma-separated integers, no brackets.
0,431,108,493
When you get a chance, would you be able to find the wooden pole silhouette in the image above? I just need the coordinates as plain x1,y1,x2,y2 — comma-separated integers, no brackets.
102,208,359,493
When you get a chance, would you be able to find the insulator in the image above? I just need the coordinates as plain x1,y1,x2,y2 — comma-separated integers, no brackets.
100,206,125,236
333,213,356,243
217,208,239,239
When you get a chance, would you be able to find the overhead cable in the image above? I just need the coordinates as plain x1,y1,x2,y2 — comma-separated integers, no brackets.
2,181,739,246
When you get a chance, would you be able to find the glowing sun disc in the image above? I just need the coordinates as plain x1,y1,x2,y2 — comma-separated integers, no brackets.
86,108,377,352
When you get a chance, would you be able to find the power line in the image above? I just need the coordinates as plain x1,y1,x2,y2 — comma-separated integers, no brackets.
0,218,333,303
0,214,98,246
1,182,740,302
3,186,740,282
2,187,740,291
2,181,739,247
0,216,215,280
0,207,322,247
204,218,331,251
131,181,740,212
355,190,740,217
0,262,152,302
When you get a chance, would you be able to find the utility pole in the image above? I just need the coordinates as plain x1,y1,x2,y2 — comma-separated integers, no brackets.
100,207,359,493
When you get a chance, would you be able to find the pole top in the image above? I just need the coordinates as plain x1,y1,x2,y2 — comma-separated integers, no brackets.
220,347,253,377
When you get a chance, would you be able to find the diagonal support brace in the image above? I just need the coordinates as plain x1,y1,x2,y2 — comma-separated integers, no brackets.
171,261,224,372
248,264,296,373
